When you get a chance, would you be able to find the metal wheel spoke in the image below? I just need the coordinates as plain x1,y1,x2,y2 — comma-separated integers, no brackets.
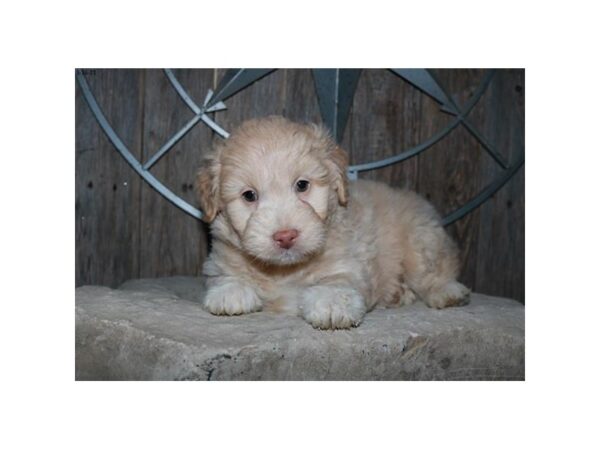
460,118,509,169
143,114,203,170
348,70,496,174
442,153,524,226
164,69,229,138
76,70,203,219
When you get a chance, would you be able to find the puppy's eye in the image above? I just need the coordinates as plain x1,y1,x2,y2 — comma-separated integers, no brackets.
242,190,258,202
295,179,310,193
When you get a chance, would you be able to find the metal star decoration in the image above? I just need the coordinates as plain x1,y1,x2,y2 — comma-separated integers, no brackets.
76,68,523,225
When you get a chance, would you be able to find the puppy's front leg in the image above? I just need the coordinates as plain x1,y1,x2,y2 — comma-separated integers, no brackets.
203,277,262,316
300,285,367,330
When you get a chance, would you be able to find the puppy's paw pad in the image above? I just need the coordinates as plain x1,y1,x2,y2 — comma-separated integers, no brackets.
426,281,471,309
203,281,262,315
301,286,367,330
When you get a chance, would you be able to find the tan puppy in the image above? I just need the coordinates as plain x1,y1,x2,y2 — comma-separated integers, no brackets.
196,116,470,329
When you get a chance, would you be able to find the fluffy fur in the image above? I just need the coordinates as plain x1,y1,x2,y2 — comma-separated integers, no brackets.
196,116,470,329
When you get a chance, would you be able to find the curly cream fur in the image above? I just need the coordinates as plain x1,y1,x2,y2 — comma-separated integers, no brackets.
197,116,470,329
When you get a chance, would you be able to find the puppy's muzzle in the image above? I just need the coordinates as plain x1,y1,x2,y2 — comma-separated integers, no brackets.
272,229,299,249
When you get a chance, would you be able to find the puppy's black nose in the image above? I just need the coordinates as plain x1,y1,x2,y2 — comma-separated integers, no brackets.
273,229,299,249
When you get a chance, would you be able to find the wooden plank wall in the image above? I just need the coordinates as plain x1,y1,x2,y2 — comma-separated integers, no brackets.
75,69,525,302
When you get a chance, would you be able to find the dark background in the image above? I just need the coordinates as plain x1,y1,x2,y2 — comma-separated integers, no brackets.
75,69,524,302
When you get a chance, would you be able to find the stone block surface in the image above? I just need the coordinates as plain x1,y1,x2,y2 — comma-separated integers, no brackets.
75,276,524,380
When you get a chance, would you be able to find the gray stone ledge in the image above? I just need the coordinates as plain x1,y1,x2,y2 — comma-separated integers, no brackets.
76,276,524,381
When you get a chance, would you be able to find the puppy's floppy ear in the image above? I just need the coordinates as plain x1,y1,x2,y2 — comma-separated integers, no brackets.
327,145,349,206
195,149,221,223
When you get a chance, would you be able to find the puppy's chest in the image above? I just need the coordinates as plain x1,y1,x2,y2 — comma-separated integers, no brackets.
251,253,355,297
252,267,318,294
255,268,329,313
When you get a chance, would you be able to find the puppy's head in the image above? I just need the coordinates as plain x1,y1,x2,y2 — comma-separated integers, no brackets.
196,116,348,265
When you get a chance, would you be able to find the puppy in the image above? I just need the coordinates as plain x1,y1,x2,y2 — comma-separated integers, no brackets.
196,116,470,329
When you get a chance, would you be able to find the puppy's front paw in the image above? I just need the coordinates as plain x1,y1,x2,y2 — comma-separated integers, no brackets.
424,281,471,309
300,286,367,330
203,280,262,315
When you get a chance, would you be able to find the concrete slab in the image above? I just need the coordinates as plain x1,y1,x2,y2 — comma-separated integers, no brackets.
76,276,524,380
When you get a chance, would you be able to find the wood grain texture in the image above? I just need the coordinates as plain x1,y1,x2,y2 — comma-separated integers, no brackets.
213,69,286,132
138,69,213,281
75,69,143,287
423,69,488,301
281,69,322,125
473,69,525,302
75,69,525,302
